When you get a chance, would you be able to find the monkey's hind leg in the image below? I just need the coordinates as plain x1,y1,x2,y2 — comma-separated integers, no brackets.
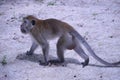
74,44,89,67
71,36,89,67
48,47,64,65
48,36,65,65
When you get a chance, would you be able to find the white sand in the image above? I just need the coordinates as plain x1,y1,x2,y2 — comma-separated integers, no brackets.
0,0,120,80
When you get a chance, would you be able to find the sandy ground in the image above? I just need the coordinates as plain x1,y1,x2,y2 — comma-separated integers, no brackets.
0,0,120,80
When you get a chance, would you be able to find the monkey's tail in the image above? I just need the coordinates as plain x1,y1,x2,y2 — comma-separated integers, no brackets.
70,30,120,66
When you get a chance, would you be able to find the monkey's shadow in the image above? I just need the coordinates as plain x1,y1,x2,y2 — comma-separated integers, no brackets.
16,53,120,68
16,53,81,66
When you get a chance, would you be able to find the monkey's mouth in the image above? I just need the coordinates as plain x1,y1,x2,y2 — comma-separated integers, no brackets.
21,29,27,34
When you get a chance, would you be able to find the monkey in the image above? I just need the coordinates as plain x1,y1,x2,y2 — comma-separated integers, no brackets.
20,15,120,67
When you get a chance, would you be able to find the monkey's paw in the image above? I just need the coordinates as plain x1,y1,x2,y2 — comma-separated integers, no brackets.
39,60,49,66
48,60,63,65
26,51,33,55
81,59,89,68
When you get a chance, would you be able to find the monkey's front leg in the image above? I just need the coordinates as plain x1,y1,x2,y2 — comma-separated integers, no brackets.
39,42,49,66
26,42,38,55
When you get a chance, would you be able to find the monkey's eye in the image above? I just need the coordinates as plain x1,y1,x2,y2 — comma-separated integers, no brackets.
31,20,35,25
24,20,27,23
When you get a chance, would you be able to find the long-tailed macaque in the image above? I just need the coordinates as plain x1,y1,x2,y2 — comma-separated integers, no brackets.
20,15,120,67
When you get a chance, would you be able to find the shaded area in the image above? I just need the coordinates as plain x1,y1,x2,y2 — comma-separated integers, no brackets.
16,53,120,68
16,53,81,66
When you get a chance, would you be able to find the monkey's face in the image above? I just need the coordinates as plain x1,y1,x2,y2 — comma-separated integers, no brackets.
20,18,35,34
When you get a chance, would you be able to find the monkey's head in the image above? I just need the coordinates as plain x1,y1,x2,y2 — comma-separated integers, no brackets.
20,15,36,34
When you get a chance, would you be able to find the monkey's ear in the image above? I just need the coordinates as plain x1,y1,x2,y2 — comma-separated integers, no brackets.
31,20,36,25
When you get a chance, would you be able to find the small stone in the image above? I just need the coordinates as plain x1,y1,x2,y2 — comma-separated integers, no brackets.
74,75,77,78
85,37,88,40
4,74,7,77
109,36,113,38
79,24,83,27
100,75,102,78
112,19,115,22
